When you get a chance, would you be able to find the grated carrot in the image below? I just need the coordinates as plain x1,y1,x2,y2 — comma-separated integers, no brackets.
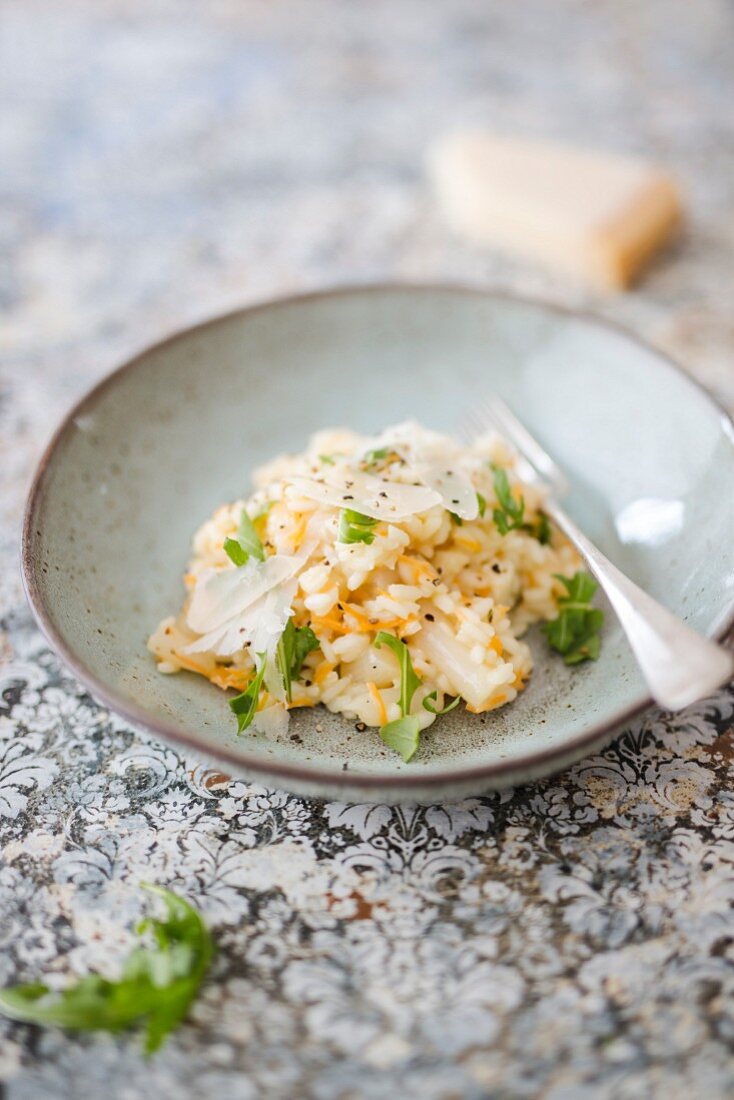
311,613,349,635
174,654,213,678
489,636,504,655
342,602,378,631
340,603,407,635
313,660,336,685
454,535,482,553
290,513,309,550
289,696,316,708
210,667,252,691
467,690,507,714
367,681,388,726
397,554,437,581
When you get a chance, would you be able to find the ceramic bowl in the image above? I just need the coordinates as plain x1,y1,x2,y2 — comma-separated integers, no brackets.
22,285,734,802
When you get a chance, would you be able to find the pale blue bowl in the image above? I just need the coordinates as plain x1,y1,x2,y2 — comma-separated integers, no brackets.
22,286,734,802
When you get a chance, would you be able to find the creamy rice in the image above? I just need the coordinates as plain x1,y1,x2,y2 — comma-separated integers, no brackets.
148,422,581,749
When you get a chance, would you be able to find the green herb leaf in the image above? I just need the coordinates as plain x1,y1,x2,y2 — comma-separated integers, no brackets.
223,537,249,567
318,453,336,465
379,715,421,763
492,466,526,535
223,508,265,567
374,632,421,717
555,571,598,604
476,492,487,518
276,620,320,701
0,887,212,1055
422,691,461,716
237,509,265,561
449,512,463,526
338,508,378,545
534,512,551,545
542,571,604,666
361,446,390,470
291,625,319,681
228,654,267,733
564,610,604,664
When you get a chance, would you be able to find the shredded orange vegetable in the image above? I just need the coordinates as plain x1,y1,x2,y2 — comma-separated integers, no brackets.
342,602,378,631
313,660,336,685
210,667,252,691
311,613,349,635
397,554,437,581
329,603,409,635
174,654,214,678
467,691,507,714
367,681,388,726
454,535,482,553
290,513,309,550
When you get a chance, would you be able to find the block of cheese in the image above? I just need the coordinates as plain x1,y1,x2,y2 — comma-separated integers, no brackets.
428,132,682,289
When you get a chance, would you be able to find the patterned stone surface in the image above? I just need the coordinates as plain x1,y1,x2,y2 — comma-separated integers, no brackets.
1,1,734,1096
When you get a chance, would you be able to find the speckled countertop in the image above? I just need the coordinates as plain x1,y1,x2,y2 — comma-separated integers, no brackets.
2,2,734,1097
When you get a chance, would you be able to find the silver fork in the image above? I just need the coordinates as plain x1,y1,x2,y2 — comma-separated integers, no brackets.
465,395,734,710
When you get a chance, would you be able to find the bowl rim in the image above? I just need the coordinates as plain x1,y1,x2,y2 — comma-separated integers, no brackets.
21,281,734,792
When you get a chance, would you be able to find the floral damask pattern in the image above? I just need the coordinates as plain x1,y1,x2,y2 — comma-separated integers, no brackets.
4,0,734,1093
1,596,734,1098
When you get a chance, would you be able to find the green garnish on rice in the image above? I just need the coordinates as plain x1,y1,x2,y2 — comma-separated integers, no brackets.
148,422,601,761
337,508,378,545
543,571,604,665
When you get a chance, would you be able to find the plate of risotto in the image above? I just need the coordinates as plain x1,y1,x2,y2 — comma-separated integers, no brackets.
148,422,590,764
22,286,734,801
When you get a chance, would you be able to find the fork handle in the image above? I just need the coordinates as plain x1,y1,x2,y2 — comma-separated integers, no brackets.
546,501,734,710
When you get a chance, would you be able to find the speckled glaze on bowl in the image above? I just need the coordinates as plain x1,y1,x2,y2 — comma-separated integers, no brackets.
22,285,734,802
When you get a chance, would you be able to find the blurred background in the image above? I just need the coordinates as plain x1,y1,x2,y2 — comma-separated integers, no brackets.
2,0,734,547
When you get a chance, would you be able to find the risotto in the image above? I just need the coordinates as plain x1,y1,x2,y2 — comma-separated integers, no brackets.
148,422,596,761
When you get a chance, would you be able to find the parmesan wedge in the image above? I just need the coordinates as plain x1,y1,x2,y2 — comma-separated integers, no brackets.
429,132,682,289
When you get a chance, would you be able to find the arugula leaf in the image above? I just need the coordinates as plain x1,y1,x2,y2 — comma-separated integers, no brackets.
223,537,248,567
542,571,604,665
422,691,461,716
492,466,526,535
373,635,463,762
0,886,212,1055
276,620,320,701
491,468,552,545
374,632,421,717
555,571,598,604
361,446,391,470
564,611,604,664
379,715,421,763
223,508,265,567
476,492,487,518
228,654,267,733
338,508,378,545
290,625,319,681
534,512,551,545
236,509,265,561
